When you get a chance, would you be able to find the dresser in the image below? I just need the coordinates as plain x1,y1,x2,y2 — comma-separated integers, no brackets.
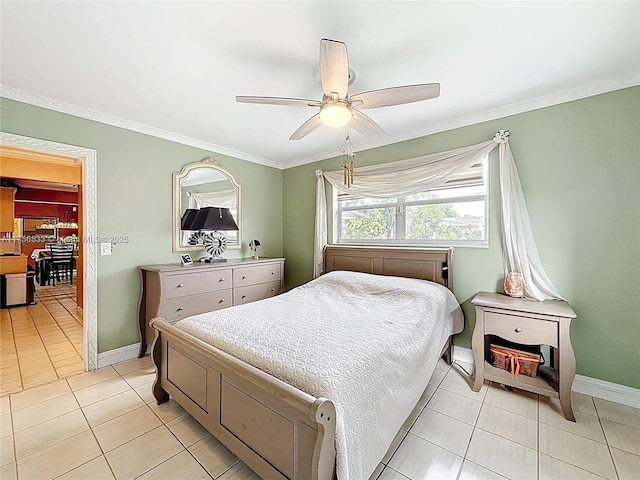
138,257,285,357
471,292,577,421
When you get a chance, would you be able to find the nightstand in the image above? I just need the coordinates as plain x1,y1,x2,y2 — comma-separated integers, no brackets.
471,292,577,421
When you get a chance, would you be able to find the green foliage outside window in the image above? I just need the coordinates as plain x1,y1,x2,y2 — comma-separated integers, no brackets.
342,208,395,239
406,204,483,240
341,202,483,241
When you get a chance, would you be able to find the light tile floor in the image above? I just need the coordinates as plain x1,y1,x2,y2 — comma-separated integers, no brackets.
1,283,83,396
0,357,638,479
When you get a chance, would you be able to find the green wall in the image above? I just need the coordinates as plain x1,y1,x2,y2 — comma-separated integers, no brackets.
283,87,640,389
0,98,284,353
2,87,638,389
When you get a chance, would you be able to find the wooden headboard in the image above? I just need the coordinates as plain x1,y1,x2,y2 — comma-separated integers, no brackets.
323,245,454,291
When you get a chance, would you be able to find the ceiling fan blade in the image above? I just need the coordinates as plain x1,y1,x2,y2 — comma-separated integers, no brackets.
349,110,385,136
236,96,321,107
350,83,440,109
290,114,323,140
319,39,349,99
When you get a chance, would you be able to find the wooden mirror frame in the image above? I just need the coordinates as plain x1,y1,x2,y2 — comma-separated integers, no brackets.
172,158,241,253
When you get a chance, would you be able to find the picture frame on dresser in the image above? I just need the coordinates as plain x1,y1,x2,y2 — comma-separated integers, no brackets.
180,254,193,266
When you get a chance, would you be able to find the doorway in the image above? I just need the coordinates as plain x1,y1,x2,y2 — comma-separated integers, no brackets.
2,179,83,394
0,133,98,387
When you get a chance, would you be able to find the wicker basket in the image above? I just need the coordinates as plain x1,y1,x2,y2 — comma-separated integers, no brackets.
490,344,543,377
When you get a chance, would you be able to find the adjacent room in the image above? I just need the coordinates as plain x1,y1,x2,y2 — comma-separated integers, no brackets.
0,2,638,480
1,167,84,395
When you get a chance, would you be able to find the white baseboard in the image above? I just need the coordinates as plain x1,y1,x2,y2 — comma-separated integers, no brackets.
97,343,142,368
573,374,640,409
452,346,640,409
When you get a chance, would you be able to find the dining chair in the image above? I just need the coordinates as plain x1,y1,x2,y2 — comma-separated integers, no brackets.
48,244,75,285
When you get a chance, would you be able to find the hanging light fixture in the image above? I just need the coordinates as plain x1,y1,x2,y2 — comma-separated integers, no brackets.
340,132,355,187
319,97,352,127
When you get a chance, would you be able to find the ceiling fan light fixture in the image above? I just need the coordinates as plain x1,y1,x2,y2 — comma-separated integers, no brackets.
319,101,352,127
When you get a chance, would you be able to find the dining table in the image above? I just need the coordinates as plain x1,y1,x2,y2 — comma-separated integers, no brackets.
31,248,78,286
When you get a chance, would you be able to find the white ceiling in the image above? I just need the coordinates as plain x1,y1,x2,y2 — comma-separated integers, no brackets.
1,1,638,169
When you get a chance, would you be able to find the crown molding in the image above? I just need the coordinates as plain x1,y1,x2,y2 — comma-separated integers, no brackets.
3,72,638,171
0,86,281,170
279,72,640,169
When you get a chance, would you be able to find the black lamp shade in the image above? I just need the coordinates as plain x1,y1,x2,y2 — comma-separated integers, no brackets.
191,207,239,231
180,209,200,230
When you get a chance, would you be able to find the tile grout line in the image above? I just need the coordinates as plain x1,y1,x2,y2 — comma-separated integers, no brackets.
6,308,24,395
593,401,622,480
537,393,541,480
53,368,153,479
28,305,63,382
6,310,20,387
112,362,197,479
34,288,83,380
41,296,84,360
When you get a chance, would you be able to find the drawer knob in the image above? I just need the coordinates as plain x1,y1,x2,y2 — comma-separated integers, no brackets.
515,327,522,333
270,288,275,292
219,299,225,304
241,295,247,299
242,275,247,279
177,283,184,288
177,307,184,311
219,278,225,282
271,272,274,275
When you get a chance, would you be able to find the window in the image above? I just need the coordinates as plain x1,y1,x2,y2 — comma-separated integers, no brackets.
336,157,488,247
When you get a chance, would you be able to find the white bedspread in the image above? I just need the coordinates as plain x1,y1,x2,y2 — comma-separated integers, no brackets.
176,270,463,480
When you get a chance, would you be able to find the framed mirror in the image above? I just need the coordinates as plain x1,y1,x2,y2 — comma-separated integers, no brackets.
173,158,241,253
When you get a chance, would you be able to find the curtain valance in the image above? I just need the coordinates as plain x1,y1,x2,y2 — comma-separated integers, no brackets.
187,189,237,210
323,139,497,198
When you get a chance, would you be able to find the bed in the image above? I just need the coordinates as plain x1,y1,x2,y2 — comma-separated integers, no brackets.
150,245,463,480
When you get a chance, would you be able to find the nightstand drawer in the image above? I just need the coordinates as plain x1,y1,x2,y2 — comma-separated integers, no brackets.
234,264,281,287
164,289,233,321
234,281,281,305
484,311,558,347
165,269,232,299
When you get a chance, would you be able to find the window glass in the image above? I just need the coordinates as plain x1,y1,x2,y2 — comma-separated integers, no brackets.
336,157,488,247
341,207,397,240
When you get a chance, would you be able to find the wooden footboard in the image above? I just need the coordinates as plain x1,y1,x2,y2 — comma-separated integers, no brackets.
149,247,459,479
150,318,336,480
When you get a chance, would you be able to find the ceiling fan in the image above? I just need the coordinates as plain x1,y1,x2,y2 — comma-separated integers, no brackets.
236,39,440,140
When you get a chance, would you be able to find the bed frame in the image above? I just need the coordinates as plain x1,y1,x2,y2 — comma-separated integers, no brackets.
150,246,454,480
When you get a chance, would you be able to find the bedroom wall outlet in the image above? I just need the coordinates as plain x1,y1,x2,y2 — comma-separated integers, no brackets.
100,242,112,256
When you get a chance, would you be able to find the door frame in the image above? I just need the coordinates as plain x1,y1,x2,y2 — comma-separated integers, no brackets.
0,132,98,371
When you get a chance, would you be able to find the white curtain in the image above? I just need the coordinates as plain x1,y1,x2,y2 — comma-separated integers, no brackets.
314,170,328,278
187,189,237,210
496,133,565,300
314,131,564,301
323,140,497,198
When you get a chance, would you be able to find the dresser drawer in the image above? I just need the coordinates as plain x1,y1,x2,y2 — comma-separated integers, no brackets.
163,289,233,322
164,269,232,299
233,263,281,287
484,311,558,347
234,281,281,305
